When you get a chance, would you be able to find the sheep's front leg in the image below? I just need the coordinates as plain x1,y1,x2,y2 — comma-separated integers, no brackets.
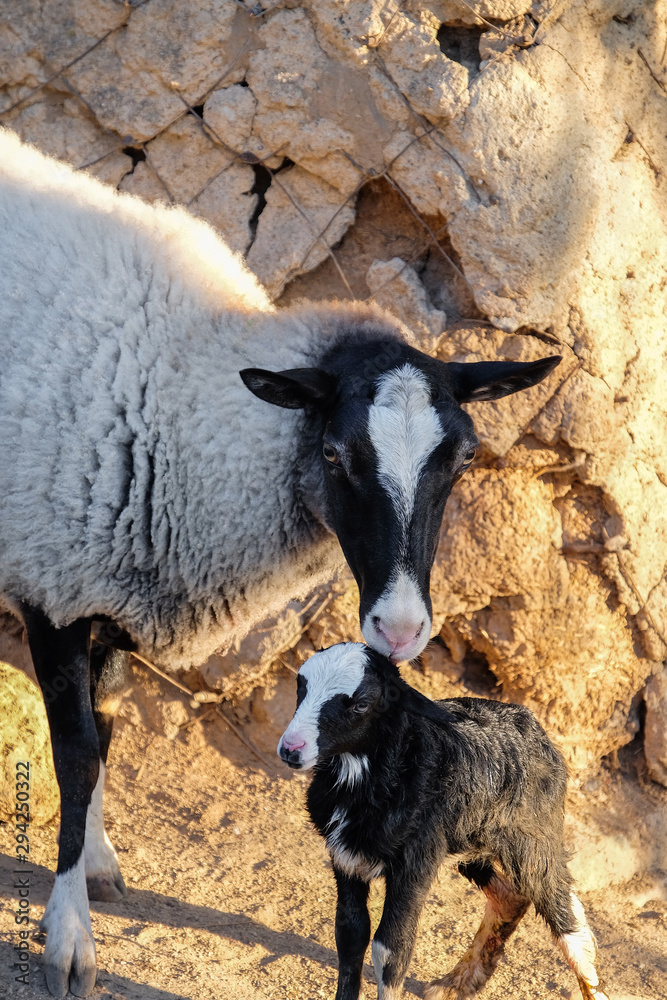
372,863,436,999
334,868,371,1000
23,607,99,998
85,641,128,902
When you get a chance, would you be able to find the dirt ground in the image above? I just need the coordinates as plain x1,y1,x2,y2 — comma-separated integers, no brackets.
1,658,666,1000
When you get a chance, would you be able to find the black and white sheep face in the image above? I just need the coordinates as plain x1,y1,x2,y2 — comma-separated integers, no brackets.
241,345,560,664
321,360,476,663
278,643,380,770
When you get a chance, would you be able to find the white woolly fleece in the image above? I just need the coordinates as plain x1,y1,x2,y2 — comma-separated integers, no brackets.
0,129,408,669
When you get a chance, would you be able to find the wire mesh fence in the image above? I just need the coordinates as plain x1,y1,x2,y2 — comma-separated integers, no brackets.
0,0,534,311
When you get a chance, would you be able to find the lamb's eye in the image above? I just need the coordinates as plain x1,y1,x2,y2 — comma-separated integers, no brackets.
353,701,371,715
462,448,476,467
323,444,340,465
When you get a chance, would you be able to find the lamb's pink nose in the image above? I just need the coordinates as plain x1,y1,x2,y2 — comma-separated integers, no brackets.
283,737,305,752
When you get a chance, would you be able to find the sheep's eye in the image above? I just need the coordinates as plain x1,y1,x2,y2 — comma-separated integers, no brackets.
323,444,340,465
353,701,371,715
462,448,476,468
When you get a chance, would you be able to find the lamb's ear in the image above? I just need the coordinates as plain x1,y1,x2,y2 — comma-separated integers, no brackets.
447,356,561,403
239,367,337,409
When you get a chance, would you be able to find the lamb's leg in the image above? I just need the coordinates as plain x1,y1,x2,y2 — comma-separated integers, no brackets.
333,868,371,1000
525,849,609,1000
425,865,529,1000
372,862,436,999
23,606,98,998
550,892,609,1000
85,641,128,902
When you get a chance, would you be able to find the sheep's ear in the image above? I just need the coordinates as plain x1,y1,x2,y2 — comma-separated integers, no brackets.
239,367,336,409
446,356,561,403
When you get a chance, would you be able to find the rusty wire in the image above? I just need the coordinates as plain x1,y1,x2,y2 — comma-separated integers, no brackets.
170,85,357,299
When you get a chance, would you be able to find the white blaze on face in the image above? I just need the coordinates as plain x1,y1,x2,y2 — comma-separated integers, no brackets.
364,365,443,660
278,643,368,770
368,364,444,529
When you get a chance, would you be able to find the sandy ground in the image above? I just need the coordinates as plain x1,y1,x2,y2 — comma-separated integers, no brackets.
1,659,666,1000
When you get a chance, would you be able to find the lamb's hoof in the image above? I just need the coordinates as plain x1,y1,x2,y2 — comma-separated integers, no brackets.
423,978,464,1000
578,978,611,1000
39,917,97,998
86,867,127,902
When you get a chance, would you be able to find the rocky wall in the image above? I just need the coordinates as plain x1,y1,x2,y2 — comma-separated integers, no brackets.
1,0,666,784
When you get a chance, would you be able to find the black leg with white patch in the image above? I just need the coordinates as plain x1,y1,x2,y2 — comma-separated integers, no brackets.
22,606,98,998
85,642,128,902
372,862,437,998
89,641,127,765
333,869,371,1000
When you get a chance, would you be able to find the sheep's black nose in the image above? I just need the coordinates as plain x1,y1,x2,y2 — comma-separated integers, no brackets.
279,745,302,768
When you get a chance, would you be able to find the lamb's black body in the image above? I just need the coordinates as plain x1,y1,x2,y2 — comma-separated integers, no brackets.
281,646,606,1000
309,690,572,916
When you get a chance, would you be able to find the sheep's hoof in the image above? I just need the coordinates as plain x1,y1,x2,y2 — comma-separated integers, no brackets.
39,915,97,998
86,867,127,902
44,956,97,999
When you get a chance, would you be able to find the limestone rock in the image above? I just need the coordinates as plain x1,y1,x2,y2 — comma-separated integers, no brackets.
424,0,533,24
247,9,366,194
247,164,356,298
0,661,59,826
0,0,129,99
431,3,667,336
204,83,281,168
379,10,470,124
366,257,447,353
137,116,234,205
645,669,667,788
250,671,297,731
119,161,169,203
566,774,667,891
306,1,389,62
204,83,256,153
430,465,654,776
67,0,245,141
432,467,566,617
119,116,257,253
304,581,364,652
383,131,449,216
189,164,258,255
5,94,131,186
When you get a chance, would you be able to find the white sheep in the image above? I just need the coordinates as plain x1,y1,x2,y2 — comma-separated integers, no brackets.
0,128,560,997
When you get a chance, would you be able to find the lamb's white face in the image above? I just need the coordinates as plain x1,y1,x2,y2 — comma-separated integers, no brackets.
278,644,368,770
